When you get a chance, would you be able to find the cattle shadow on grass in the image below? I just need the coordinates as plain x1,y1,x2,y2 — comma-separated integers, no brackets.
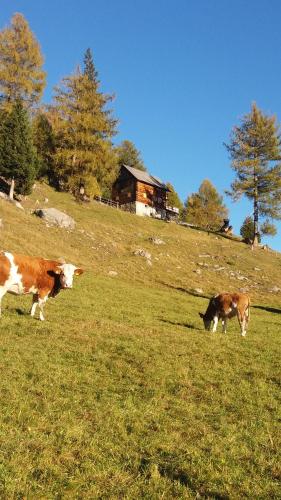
159,318,197,330
252,304,281,315
7,307,28,316
157,281,211,300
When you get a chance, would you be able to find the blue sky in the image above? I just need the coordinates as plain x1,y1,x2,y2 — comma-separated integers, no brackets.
1,0,281,249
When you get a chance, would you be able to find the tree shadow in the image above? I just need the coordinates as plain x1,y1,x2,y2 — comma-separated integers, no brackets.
252,304,281,315
159,318,197,330
157,280,211,300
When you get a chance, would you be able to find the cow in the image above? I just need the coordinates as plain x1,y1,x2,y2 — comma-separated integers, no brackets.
0,251,83,321
199,292,250,336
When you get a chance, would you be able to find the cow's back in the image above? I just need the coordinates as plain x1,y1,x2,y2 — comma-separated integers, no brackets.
4,253,59,294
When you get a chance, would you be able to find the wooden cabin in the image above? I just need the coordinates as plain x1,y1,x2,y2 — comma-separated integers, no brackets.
112,164,170,218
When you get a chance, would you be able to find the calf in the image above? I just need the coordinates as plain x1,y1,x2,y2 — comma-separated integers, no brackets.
199,292,250,336
0,252,83,321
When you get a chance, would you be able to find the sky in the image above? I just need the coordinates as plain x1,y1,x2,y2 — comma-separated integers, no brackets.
1,0,281,249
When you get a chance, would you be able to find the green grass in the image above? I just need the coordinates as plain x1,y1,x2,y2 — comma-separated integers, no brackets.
0,183,280,498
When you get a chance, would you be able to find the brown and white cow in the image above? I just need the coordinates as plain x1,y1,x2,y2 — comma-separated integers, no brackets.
0,252,83,321
199,292,250,336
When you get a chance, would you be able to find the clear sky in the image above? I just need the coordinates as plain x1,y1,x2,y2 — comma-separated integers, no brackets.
1,0,281,250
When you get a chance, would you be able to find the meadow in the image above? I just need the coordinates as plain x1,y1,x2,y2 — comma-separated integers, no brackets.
0,184,280,498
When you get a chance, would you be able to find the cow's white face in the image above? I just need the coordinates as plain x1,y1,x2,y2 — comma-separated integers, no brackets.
56,264,83,289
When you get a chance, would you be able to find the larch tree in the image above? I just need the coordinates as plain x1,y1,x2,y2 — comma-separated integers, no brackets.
185,179,228,230
0,13,46,110
0,100,38,194
116,140,147,171
225,103,281,246
50,66,118,197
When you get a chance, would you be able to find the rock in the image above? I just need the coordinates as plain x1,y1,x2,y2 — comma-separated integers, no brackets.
149,236,165,245
108,270,118,277
194,269,202,275
193,288,203,294
254,267,261,271
0,191,24,210
34,208,75,229
134,249,151,260
269,286,281,293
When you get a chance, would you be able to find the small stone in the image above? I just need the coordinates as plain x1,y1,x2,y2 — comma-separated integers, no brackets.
108,270,118,277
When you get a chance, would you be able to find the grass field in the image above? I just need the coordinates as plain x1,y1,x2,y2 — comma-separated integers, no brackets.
0,184,280,498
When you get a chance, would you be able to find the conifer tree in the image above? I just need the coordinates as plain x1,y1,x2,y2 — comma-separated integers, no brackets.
240,215,276,243
32,112,55,180
225,103,281,245
0,100,38,194
116,140,146,171
83,48,98,82
50,68,118,196
166,182,183,211
185,179,228,230
0,13,46,110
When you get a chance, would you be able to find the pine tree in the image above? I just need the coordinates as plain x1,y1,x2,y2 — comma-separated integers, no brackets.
240,215,276,243
32,112,55,180
50,67,118,196
0,13,46,110
0,100,38,194
225,103,281,245
166,182,183,211
83,48,98,82
185,179,228,230
116,140,146,171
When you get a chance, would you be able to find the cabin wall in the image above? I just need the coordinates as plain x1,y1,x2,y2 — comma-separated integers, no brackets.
135,182,167,209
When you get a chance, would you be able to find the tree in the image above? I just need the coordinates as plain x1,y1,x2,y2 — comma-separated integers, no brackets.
185,179,228,230
50,67,118,196
0,13,46,110
240,215,276,243
225,103,281,246
116,140,146,171
83,48,98,82
32,112,55,180
0,100,38,194
166,182,183,211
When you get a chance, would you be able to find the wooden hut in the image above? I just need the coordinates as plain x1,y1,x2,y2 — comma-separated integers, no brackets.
112,164,170,218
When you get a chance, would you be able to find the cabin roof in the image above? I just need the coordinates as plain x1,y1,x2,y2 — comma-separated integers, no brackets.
122,164,169,190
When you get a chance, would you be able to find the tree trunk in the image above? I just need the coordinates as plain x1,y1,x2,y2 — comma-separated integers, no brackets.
9,178,15,200
252,170,259,247
253,197,259,246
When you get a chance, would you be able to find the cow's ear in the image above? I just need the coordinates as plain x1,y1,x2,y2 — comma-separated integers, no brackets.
199,312,204,318
75,268,84,276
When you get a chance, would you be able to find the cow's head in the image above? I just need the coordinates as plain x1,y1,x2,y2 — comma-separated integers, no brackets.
199,312,212,331
54,263,84,289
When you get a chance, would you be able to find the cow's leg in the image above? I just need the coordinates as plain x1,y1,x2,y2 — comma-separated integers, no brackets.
212,316,218,332
236,310,245,336
0,287,7,317
241,308,249,336
38,293,49,321
30,294,39,318
222,318,227,333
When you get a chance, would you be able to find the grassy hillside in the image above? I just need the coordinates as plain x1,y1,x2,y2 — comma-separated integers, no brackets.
0,183,280,498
